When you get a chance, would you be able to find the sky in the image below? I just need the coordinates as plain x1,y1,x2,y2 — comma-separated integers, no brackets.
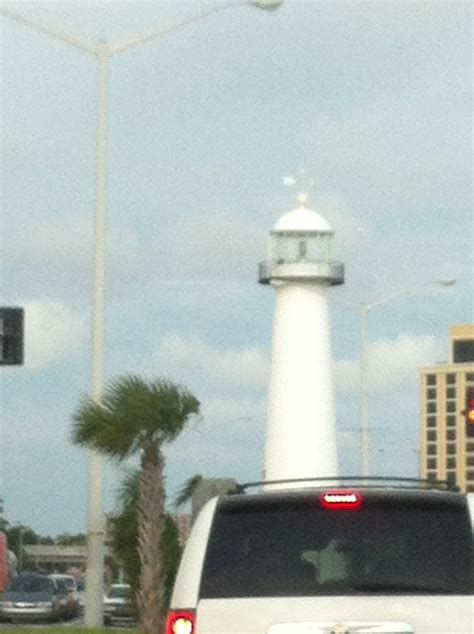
1,0,472,536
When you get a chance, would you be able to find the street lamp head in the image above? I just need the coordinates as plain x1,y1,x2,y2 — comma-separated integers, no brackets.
248,0,284,10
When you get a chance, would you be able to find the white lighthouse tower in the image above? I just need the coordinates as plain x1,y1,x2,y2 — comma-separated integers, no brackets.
259,191,344,485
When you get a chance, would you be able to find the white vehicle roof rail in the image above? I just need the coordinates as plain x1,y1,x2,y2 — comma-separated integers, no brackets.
233,475,460,494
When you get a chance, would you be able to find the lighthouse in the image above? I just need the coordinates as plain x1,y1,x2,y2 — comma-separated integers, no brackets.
259,191,344,485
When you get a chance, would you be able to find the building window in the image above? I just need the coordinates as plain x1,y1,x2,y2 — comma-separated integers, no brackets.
446,443,457,455
446,457,456,469
446,387,456,399
446,401,457,413
426,374,437,386
446,373,456,385
466,372,474,383
426,388,437,400
427,444,437,456
467,456,474,467
426,472,437,482
453,340,474,363
446,415,456,428
467,442,474,452
446,429,456,441
466,470,474,481
427,458,437,469
427,430,437,442
427,402,437,414
446,472,456,485
467,484,474,493
427,416,437,428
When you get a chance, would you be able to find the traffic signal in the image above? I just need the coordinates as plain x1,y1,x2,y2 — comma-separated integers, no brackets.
0,307,24,365
464,387,474,438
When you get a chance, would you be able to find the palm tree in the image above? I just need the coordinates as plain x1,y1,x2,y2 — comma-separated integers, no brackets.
72,375,199,634
174,474,203,508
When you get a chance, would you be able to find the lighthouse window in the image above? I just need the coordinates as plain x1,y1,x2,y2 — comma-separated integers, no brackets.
298,240,307,260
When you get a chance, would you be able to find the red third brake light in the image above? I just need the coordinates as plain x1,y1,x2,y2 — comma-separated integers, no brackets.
320,490,363,510
166,610,196,634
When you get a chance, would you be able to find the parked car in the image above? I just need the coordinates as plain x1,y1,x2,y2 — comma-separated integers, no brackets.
168,477,474,634
49,574,80,619
0,572,69,623
103,582,133,624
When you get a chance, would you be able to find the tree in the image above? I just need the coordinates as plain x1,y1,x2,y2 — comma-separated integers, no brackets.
5,524,52,572
55,533,86,546
72,375,200,634
174,474,203,508
110,470,182,610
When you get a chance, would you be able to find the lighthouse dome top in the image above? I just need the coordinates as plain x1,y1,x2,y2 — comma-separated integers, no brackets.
273,192,332,233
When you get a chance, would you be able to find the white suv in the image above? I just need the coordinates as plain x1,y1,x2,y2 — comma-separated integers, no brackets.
168,478,474,634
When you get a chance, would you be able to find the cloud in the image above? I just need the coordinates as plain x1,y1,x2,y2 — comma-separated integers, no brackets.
310,192,372,256
164,208,268,282
4,213,146,295
301,103,470,217
165,393,266,490
151,333,269,391
334,332,444,392
21,299,85,370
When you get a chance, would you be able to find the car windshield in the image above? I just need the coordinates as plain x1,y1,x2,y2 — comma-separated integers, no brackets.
108,586,129,599
8,575,53,593
200,492,474,598
53,578,70,592
56,577,74,590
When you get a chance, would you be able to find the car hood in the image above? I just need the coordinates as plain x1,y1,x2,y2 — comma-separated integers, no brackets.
2,591,53,603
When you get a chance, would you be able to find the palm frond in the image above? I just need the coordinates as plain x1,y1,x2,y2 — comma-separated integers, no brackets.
117,469,140,512
70,375,200,459
174,474,203,508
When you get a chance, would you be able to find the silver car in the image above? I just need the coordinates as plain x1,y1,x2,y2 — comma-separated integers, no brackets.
103,583,133,625
0,573,68,623
49,574,80,619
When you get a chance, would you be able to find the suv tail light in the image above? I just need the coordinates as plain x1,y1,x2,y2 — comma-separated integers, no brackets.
321,490,362,509
166,609,196,634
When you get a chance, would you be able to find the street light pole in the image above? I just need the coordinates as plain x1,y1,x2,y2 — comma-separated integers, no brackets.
358,304,369,478
2,0,284,626
335,279,456,478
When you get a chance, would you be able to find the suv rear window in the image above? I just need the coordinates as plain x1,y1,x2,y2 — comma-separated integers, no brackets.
200,491,474,598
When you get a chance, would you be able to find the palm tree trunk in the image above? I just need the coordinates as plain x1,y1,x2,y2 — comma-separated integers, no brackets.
137,445,166,634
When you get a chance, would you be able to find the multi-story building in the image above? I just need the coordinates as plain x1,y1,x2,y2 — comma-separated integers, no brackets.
419,324,474,492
